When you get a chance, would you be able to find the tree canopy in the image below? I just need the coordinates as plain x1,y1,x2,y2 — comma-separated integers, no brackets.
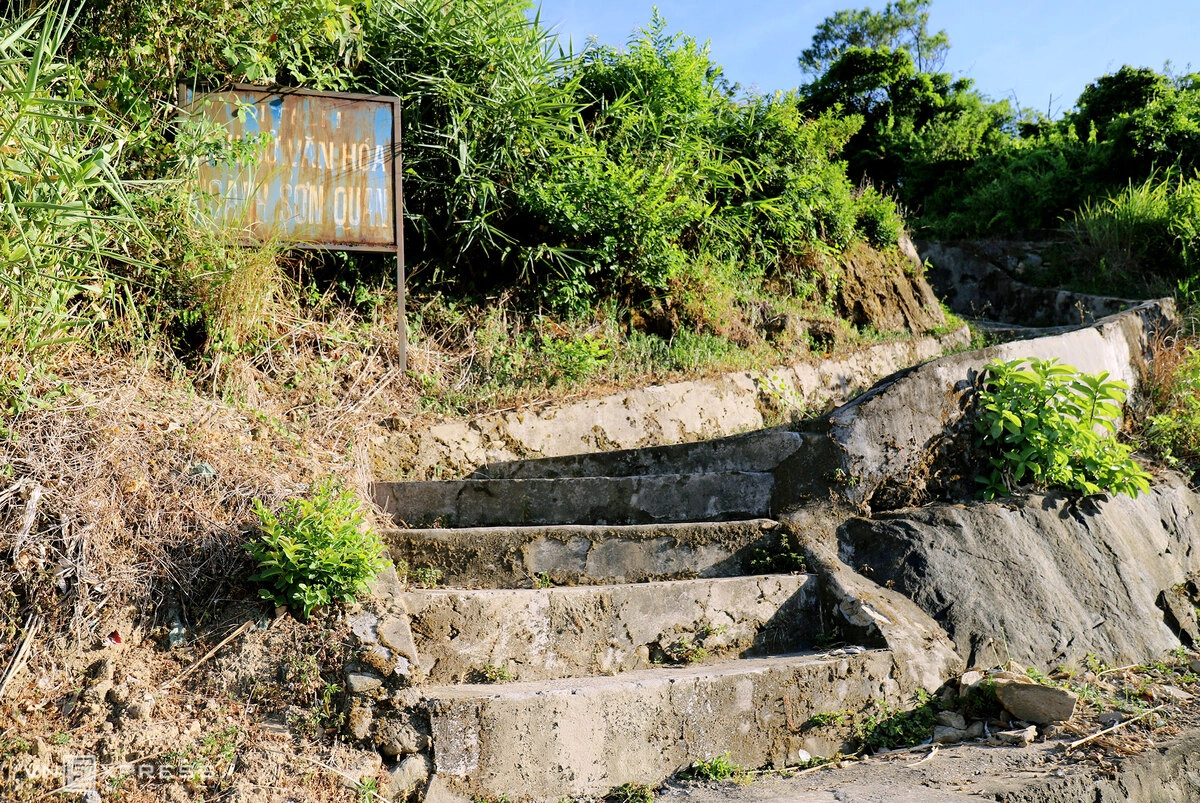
798,0,949,77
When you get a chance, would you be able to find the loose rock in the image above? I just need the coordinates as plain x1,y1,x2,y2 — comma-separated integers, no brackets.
994,680,1077,724
387,753,432,798
995,725,1038,747
933,725,968,745
958,670,984,695
376,718,431,756
346,672,384,694
936,711,967,730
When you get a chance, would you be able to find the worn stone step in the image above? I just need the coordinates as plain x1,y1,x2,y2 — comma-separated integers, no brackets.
468,427,812,480
384,519,795,587
423,650,899,801
404,574,819,684
374,471,775,529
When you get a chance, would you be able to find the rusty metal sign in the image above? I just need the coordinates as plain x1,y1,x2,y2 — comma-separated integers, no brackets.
180,83,407,364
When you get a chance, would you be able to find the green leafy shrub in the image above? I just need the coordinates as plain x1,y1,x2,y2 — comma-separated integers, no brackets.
0,7,152,371
975,357,1151,499
247,478,385,618
852,186,904,248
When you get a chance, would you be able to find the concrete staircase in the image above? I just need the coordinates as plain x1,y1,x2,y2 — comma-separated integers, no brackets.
347,263,1176,802
367,427,910,801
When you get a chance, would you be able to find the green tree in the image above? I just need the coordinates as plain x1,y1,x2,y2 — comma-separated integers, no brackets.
800,44,1010,195
1073,66,1172,141
798,0,949,77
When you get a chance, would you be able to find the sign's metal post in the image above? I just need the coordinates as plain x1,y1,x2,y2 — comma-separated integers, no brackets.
180,83,407,369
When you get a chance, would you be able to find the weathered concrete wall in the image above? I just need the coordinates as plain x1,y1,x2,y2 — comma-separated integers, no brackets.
386,520,789,588
371,328,969,482
376,471,776,528
919,240,1140,327
425,651,899,800
837,475,1200,672
818,300,1175,511
405,574,820,683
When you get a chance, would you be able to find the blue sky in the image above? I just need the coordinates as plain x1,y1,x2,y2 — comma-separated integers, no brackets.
534,1,1197,116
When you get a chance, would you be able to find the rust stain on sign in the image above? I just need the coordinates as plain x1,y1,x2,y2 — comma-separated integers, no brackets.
181,85,402,251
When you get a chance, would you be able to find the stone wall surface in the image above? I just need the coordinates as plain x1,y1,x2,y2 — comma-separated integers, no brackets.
837,475,1200,672
918,240,1140,327
371,327,969,482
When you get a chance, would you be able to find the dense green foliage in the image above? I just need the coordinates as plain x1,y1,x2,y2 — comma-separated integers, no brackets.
1,8,151,375
797,3,1200,302
55,0,905,323
0,0,941,424
974,358,1151,499
248,478,386,618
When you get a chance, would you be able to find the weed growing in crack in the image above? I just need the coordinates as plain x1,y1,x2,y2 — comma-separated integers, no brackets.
479,664,515,683
606,783,654,803
678,751,747,781
662,639,708,665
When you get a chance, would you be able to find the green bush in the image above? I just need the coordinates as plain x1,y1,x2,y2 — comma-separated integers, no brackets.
247,478,386,618
853,690,937,753
853,186,904,248
975,357,1151,499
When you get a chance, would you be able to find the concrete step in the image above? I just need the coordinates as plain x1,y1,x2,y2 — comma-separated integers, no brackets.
374,471,775,529
404,574,820,684
468,427,812,480
384,519,794,587
423,650,899,801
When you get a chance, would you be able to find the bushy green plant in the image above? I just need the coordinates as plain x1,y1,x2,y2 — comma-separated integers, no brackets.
975,357,1151,499
1067,175,1187,289
247,478,386,618
852,186,904,248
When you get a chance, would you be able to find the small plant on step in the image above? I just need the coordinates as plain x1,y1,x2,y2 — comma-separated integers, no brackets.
662,639,708,665
247,477,385,619
975,357,1151,499
747,541,807,574
606,782,654,803
533,572,554,589
803,710,852,729
480,664,514,683
678,751,747,781
410,567,444,588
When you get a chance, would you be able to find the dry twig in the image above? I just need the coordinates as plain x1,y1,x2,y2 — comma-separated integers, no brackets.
0,614,41,699
161,620,255,689
1066,705,1167,752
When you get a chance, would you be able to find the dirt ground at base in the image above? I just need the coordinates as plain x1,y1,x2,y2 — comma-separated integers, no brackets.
662,657,1200,803
0,602,391,803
